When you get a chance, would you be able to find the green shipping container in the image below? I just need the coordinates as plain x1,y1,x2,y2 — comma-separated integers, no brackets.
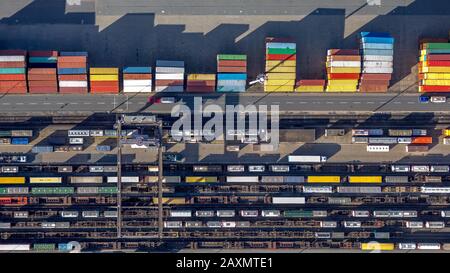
0,188,8,194
98,187,118,194
267,48,297,55
0,131,11,137
283,210,314,218
33,243,56,251
29,57,58,63
423,43,450,50
217,54,247,61
424,48,450,54
0,68,26,74
31,187,74,194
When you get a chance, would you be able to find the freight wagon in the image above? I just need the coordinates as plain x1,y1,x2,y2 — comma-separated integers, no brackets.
288,155,327,163
69,176,103,184
348,176,382,183
0,166,18,173
272,197,305,204
106,176,139,183
226,176,259,183
185,176,218,183
29,177,62,184
0,177,25,184
384,176,409,183
361,243,394,251
302,186,333,193
307,176,341,183
68,130,90,137
170,211,192,217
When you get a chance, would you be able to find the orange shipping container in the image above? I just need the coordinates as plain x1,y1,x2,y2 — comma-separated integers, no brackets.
57,56,87,63
59,87,88,94
123,74,152,80
0,81,27,88
28,74,57,81
57,62,88,69
27,68,57,75
58,74,88,81
0,61,26,68
90,86,119,93
90,81,118,87
0,86,27,93
217,66,247,73
217,60,247,67
28,81,58,87
412,137,432,144
0,74,26,81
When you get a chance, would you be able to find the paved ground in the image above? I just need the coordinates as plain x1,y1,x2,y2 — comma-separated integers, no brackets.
0,93,448,115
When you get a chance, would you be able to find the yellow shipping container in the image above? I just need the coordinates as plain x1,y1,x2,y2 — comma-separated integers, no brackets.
185,176,218,183
326,86,358,92
327,67,361,73
266,73,296,80
90,75,119,81
348,176,382,183
264,85,294,92
264,79,296,86
307,176,341,183
422,80,450,86
265,66,296,73
327,80,359,85
152,197,186,205
361,243,394,251
265,60,296,67
0,177,25,184
443,129,450,137
295,86,324,92
421,73,450,80
29,177,62,184
90,68,119,75
421,67,450,73
187,74,216,80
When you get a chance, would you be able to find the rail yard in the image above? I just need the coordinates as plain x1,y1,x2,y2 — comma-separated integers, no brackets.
1,0,450,255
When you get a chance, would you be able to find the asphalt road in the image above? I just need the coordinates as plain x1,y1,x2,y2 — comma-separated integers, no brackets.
0,93,448,115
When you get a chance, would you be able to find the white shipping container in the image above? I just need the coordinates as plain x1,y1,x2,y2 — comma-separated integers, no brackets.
362,67,393,73
123,86,152,93
123,80,152,86
59,81,88,88
107,176,139,183
0,56,25,62
155,73,184,80
327,61,361,67
217,80,247,85
155,67,185,73
0,244,30,251
272,197,305,204
363,55,393,61
367,145,390,152
155,86,184,92
226,176,259,183
68,130,90,137
363,61,393,68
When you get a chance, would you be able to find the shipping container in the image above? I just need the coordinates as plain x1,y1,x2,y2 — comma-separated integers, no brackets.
307,176,341,183
348,176,382,183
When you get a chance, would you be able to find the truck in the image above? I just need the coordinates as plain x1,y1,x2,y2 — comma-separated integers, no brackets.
325,129,345,137
288,155,327,163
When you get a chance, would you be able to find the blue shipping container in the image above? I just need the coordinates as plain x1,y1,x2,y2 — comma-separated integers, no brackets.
123,67,152,74
217,73,247,80
266,42,297,49
361,43,394,50
60,52,88,57
96,145,111,151
156,60,184,67
11,138,29,145
58,68,87,75
361,37,394,44
362,49,394,56
360,32,392,38
0,68,26,74
29,57,58,63
32,146,54,153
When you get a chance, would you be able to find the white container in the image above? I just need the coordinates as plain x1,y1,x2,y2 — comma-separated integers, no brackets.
155,73,184,80
288,155,327,163
328,61,361,67
272,197,305,204
363,55,393,61
226,176,259,183
362,67,393,73
363,61,393,68
69,138,84,144
156,67,185,73
59,81,88,88
367,145,390,152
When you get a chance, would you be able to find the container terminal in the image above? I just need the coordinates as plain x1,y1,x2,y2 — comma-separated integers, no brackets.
1,0,450,253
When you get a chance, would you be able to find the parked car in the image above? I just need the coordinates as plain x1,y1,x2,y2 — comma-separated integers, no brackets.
431,96,446,103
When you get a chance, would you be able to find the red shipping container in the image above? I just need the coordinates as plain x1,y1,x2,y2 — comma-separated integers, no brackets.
217,66,247,73
327,73,360,79
359,79,389,85
29,51,58,57
328,49,360,56
0,81,27,88
0,86,27,93
217,60,247,67
28,81,58,87
90,86,119,93
426,54,450,61
155,80,184,86
0,50,26,56
186,80,215,87
327,55,361,61
123,74,152,80
58,74,88,81
426,61,450,67
28,74,57,81
266,54,296,61
0,61,26,68
360,73,392,80
57,56,87,63
420,85,450,92
265,37,295,43
297,80,325,86
59,87,88,94
28,68,57,75
29,87,58,93
0,74,26,81
90,81,118,87
359,85,388,92
57,62,87,69
186,86,215,92
419,38,448,45
412,136,432,144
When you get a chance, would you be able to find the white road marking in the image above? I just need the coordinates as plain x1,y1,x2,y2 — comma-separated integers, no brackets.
339,102,348,104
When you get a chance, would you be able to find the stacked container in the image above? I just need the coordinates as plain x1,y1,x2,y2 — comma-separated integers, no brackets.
0,50,27,94
216,54,247,92
359,32,394,92
27,51,58,94
419,42,450,93
186,74,216,92
155,60,184,92
264,38,296,92
57,52,88,94
326,49,361,92
89,68,119,94
123,67,152,93
294,80,325,92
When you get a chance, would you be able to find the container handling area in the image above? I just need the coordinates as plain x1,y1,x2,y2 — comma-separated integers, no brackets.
1,0,450,255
